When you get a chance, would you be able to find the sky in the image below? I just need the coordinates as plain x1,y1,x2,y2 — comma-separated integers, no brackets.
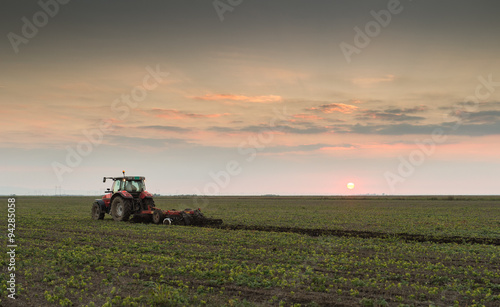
1,0,500,196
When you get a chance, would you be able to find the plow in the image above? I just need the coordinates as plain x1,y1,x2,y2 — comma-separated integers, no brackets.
91,172,222,226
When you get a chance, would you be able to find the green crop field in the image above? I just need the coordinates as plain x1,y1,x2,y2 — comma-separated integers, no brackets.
1,196,499,306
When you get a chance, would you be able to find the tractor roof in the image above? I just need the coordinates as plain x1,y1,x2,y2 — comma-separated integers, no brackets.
103,176,145,182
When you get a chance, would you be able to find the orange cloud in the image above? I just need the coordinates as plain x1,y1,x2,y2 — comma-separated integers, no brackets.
193,94,282,103
308,103,358,114
319,146,355,151
292,114,324,120
151,109,230,119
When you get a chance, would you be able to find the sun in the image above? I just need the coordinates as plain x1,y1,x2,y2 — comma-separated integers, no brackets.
347,182,355,190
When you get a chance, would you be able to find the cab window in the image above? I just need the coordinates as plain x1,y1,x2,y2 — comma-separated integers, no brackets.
112,180,122,193
124,180,144,193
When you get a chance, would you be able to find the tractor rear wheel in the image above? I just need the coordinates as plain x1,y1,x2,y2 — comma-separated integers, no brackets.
152,209,165,224
91,202,105,220
111,197,132,221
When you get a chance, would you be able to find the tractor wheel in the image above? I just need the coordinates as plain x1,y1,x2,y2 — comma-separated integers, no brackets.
152,209,165,224
180,211,192,226
91,202,105,220
143,198,155,210
111,197,132,222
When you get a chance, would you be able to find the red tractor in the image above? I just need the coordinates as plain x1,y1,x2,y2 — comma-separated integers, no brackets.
91,172,222,226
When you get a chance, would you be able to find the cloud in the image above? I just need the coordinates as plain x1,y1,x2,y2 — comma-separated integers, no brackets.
208,124,331,134
265,143,355,153
207,126,236,133
454,110,500,124
291,114,324,120
479,101,500,108
352,75,395,86
346,123,437,135
357,105,428,122
192,94,282,103
249,125,331,134
340,121,500,136
307,103,358,114
108,135,190,148
384,106,428,114
140,125,191,132
358,112,425,122
149,109,230,119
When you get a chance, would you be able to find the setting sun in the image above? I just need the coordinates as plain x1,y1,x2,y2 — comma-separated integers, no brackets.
347,182,355,190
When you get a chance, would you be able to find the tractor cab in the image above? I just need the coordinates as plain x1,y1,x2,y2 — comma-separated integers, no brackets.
109,177,146,194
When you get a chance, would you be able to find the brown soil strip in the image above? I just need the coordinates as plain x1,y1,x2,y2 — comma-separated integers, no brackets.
206,224,500,246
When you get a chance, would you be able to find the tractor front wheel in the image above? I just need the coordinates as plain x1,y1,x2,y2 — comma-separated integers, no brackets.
111,197,132,222
152,209,165,224
91,202,105,220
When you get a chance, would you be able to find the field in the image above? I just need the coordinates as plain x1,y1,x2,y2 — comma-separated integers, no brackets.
1,196,499,306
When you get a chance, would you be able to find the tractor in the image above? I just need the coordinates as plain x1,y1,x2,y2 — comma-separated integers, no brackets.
91,171,222,226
